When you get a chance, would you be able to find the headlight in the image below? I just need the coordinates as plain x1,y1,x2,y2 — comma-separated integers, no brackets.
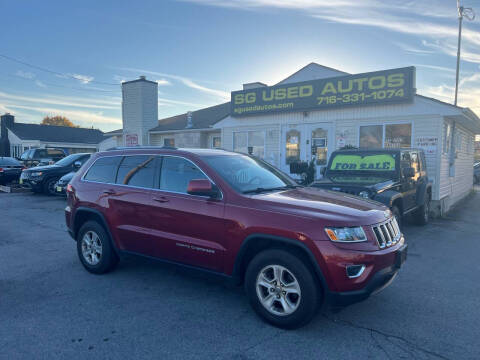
325,226,367,242
358,191,370,199
31,171,43,177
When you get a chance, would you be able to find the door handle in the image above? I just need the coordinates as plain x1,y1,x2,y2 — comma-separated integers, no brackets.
102,189,116,195
153,196,169,203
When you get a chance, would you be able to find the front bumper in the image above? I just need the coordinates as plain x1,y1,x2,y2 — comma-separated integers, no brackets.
326,243,407,307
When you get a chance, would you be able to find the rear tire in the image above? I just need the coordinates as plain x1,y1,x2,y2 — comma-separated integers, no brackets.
245,249,320,329
77,221,119,274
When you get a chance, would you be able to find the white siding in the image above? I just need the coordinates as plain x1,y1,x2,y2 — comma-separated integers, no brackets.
438,122,474,211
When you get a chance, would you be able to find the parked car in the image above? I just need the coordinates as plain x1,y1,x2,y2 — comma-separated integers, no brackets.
19,148,66,168
311,148,432,228
65,147,407,329
54,171,76,196
20,153,91,195
474,162,480,184
0,157,25,185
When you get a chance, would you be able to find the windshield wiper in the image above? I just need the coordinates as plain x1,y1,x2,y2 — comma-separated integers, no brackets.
242,185,301,194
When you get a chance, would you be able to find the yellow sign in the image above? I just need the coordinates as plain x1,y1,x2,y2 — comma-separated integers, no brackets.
330,154,396,171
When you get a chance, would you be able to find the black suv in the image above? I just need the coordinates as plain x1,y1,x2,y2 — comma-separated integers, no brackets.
311,148,432,227
19,148,66,168
20,153,91,195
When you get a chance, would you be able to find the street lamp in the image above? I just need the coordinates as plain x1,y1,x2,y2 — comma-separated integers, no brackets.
454,0,475,106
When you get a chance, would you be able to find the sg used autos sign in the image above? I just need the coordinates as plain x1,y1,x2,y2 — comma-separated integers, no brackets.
231,67,415,116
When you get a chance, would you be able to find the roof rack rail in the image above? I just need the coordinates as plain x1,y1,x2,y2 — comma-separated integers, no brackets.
105,146,178,151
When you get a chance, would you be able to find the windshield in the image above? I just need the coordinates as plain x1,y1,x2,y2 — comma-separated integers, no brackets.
202,154,297,194
327,152,399,179
55,154,84,167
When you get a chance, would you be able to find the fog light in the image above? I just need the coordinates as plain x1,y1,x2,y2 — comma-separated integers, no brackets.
346,264,366,278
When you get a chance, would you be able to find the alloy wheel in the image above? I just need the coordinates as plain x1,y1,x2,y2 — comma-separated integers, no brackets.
256,265,301,316
81,231,103,266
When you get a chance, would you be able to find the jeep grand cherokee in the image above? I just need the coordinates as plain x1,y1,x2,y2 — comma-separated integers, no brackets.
65,147,407,328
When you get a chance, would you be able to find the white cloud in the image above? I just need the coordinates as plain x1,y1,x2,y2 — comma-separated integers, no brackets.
0,92,119,110
16,70,36,79
7,104,121,125
70,73,94,84
156,79,171,86
118,67,230,100
35,80,47,88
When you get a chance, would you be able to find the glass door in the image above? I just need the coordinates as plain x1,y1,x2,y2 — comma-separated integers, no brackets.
281,125,306,178
307,124,333,179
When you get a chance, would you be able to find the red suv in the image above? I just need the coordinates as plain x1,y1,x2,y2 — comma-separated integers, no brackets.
65,147,407,328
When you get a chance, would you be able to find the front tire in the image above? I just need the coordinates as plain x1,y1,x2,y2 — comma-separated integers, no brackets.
245,249,320,329
77,221,119,274
43,177,59,195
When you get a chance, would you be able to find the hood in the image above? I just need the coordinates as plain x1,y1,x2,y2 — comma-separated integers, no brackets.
249,187,389,226
313,178,396,194
25,164,59,172
59,171,76,181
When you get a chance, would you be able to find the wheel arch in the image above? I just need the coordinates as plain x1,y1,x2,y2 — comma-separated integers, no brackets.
73,207,120,255
232,234,329,294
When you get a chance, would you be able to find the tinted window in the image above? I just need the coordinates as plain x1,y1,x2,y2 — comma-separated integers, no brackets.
20,150,30,160
27,150,35,160
84,156,122,183
55,154,88,167
35,149,47,158
116,155,157,188
160,157,207,193
47,149,64,156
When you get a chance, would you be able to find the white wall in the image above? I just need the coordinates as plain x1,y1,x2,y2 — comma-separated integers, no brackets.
438,121,475,212
122,78,158,146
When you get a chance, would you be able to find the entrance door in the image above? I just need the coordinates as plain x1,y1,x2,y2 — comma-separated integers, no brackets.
281,123,333,180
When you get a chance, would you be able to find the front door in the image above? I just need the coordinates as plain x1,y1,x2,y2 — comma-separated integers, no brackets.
281,123,333,180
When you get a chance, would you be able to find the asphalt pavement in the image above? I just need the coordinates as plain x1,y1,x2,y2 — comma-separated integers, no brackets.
1,189,479,359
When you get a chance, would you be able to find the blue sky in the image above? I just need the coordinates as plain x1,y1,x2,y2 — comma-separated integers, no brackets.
0,0,479,131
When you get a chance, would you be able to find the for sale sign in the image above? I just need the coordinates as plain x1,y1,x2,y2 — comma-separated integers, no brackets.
125,134,138,147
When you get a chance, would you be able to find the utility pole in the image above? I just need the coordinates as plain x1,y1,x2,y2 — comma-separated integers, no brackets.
454,0,475,106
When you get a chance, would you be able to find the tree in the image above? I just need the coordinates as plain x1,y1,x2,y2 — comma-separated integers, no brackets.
41,116,77,127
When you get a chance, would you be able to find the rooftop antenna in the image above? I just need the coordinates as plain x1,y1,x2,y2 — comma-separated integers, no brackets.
454,0,475,106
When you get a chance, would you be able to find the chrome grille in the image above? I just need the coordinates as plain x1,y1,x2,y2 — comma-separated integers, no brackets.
372,217,401,249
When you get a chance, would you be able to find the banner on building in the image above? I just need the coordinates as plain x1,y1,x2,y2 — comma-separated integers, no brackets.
231,67,415,117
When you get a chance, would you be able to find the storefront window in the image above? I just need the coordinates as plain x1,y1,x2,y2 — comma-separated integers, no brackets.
233,131,265,158
385,124,412,148
248,131,265,158
311,128,327,165
233,132,248,154
212,136,221,149
359,125,382,148
286,129,300,164
164,138,175,147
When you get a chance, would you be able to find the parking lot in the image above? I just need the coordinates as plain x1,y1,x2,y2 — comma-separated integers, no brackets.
1,189,479,360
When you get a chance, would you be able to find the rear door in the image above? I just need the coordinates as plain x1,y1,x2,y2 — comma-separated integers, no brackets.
147,155,226,272
105,154,162,256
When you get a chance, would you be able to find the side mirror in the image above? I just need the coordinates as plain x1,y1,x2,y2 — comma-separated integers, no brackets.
73,161,82,169
187,179,219,198
403,167,415,178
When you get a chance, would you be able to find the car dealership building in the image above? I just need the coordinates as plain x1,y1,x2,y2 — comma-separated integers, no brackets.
102,64,480,214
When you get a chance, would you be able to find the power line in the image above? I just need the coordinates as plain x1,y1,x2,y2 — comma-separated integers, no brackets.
0,53,119,86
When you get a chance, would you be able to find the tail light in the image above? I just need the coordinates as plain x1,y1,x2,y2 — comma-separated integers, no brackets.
0,168,3,173
66,184,73,193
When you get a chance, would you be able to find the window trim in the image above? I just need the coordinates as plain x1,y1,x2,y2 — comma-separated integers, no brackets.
81,154,223,200
358,121,413,149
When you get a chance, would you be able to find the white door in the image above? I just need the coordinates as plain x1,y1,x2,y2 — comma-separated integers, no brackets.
281,123,333,180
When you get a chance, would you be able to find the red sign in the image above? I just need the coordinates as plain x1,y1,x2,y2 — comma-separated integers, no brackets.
125,134,138,147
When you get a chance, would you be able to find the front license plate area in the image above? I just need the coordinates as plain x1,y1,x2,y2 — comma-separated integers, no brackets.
395,244,408,269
